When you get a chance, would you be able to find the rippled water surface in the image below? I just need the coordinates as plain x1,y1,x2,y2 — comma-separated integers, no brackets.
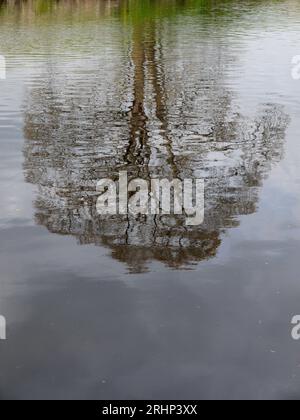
1,0,300,399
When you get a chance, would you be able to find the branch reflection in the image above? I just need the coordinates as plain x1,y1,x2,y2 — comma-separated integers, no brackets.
23,1,289,272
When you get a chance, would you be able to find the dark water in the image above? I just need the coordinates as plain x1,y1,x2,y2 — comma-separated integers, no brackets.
0,0,300,399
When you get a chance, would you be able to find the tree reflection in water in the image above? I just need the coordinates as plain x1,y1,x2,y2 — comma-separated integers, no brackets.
23,1,289,273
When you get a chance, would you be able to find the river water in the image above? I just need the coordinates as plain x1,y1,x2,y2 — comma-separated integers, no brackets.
0,0,300,399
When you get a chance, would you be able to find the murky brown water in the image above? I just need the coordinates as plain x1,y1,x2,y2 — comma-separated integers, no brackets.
0,0,300,399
